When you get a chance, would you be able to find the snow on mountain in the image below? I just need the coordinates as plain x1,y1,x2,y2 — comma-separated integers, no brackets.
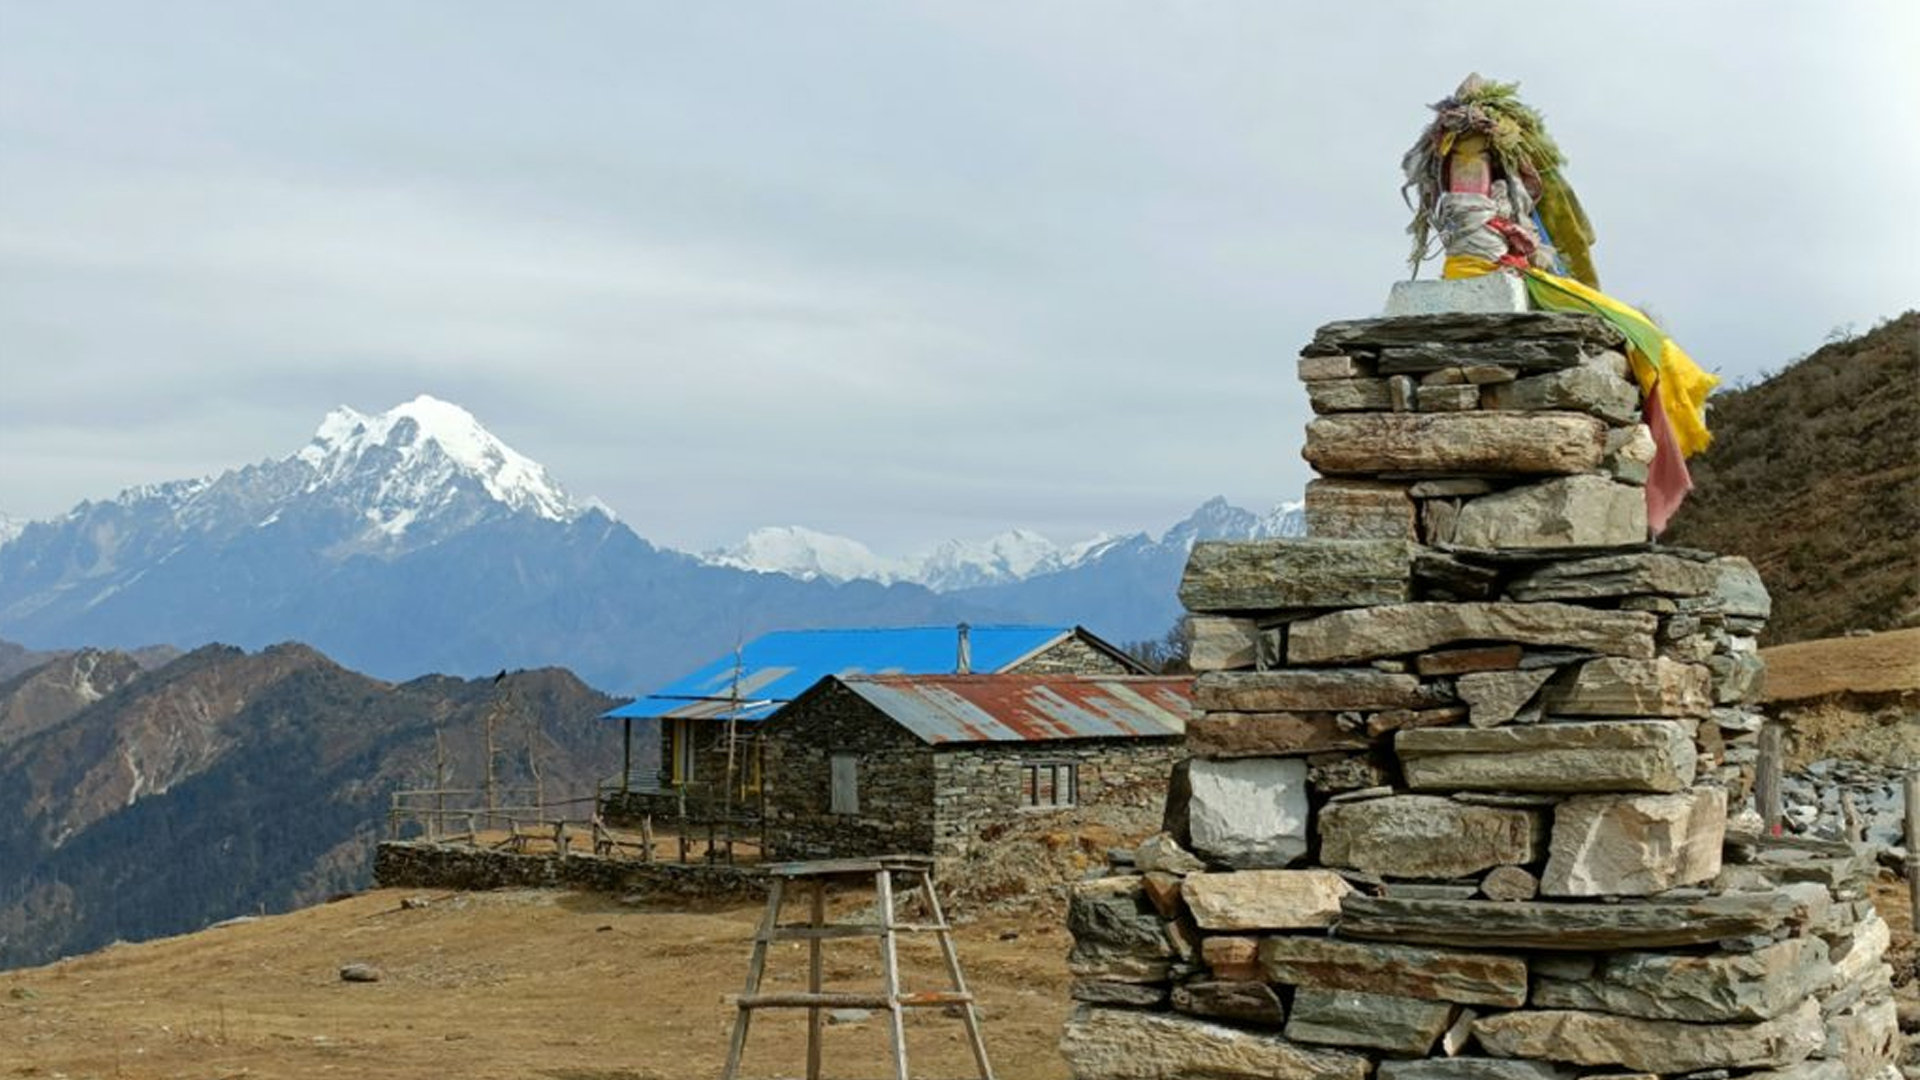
0,514,19,551
297,395,590,533
916,529,1074,591
705,526,912,583
699,497,1306,592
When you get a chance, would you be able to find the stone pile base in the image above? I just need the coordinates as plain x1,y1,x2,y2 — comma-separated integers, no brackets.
1057,312,1906,1079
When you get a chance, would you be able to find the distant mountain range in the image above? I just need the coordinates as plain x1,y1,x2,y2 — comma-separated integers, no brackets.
0,638,622,969
704,499,1302,591
0,395,1300,694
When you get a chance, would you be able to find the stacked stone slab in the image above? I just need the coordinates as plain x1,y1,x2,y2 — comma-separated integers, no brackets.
1059,311,1905,1080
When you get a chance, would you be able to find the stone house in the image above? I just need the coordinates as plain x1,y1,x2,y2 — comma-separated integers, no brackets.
600,624,1144,822
759,673,1190,867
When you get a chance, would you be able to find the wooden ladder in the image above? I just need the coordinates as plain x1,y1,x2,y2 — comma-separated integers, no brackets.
720,856,994,1080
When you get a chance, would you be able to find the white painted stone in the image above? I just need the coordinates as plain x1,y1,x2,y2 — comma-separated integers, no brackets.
1385,274,1531,316
1185,757,1310,868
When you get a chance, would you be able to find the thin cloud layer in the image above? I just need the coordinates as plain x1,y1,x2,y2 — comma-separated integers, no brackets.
2,2,1915,552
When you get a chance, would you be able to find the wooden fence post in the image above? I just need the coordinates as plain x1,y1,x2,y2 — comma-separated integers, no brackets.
1756,721,1784,836
1904,769,1918,926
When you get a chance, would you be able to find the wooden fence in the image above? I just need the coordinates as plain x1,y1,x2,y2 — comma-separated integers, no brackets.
386,787,760,865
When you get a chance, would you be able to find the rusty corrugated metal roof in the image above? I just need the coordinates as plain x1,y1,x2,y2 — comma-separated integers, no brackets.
602,625,1094,722
838,674,1191,745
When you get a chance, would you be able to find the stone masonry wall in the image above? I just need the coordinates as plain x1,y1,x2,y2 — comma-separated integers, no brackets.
929,738,1182,863
1059,309,1904,1080
761,682,937,861
372,840,762,900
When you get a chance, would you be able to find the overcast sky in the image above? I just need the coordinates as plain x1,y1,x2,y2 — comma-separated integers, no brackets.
3,2,1915,554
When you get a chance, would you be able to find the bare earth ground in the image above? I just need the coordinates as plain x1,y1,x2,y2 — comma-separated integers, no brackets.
0,887,1077,1080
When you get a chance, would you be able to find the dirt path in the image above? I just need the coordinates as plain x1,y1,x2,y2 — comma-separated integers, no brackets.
0,888,1076,1080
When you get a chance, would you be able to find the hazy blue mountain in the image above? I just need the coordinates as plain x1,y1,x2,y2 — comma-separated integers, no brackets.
0,395,1293,693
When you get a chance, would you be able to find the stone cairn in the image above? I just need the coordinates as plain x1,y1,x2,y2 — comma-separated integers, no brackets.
1059,310,1904,1080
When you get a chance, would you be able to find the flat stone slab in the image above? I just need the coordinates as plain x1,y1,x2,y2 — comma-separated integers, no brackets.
1200,935,1261,981
1416,645,1523,676
1288,602,1656,664
1396,720,1697,794
1258,935,1527,1008
1455,667,1555,727
1186,616,1276,672
1188,712,1370,758
1710,556,1772,618
1060,1005,1371,1080
1471,997,1824,1072
1195,669,1439,712
1284,988,1457,1056
1307,377,1393,413
1384,274,1531,317
1506,552,1719,602
1379,1060,1576,1080
1450,475,1648,550
1186,758,1310,869
1303,413,1609,477
1182,870,1352,931
1171,980,1287,1027
1304,479,1417,541
1488,366,1641,424
1181,539,1416,612
1318,795,1543,880
1336,890,1801,950
1542,786,1727,897
1306,311,1624,354
1070,978,1168,1006
1543,656,1713,718
1530,936,1832,1023
1066,876,1175,981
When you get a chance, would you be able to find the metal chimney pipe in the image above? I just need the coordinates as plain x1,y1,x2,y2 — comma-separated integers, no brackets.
956,622,971,675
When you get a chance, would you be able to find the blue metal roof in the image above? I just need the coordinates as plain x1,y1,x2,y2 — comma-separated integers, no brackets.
602,625,1087,722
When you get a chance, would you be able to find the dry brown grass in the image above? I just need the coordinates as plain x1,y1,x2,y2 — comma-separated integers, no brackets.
0,887,1077,1080
1761,628,1920,703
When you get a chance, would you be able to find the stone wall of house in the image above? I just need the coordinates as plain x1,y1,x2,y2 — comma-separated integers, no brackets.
1014,635,1138,676
761,682,937,861
930,738,1183,863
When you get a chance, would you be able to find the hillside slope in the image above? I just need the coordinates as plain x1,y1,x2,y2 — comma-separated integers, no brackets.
1663,312,1920,643
0,645,629,969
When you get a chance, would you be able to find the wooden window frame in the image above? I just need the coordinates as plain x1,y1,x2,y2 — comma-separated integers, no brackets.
1020,759,1078,809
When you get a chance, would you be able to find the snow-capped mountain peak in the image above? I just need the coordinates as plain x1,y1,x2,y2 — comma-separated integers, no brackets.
917,528,1070,591
697,496,1306,592
0,513,20,551
297,395,588,529
705,526,911,583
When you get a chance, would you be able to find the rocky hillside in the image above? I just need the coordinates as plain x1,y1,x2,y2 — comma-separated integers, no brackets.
0,640,632,969
1663,312,1919,643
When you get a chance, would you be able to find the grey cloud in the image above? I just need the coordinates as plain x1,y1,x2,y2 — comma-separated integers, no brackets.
1,1,1915,552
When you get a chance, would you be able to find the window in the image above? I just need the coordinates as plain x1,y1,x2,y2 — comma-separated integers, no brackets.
1021,761,1077,808
830,753,859,815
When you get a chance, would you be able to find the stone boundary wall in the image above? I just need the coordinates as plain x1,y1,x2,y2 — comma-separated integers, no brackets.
373,840,762,900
